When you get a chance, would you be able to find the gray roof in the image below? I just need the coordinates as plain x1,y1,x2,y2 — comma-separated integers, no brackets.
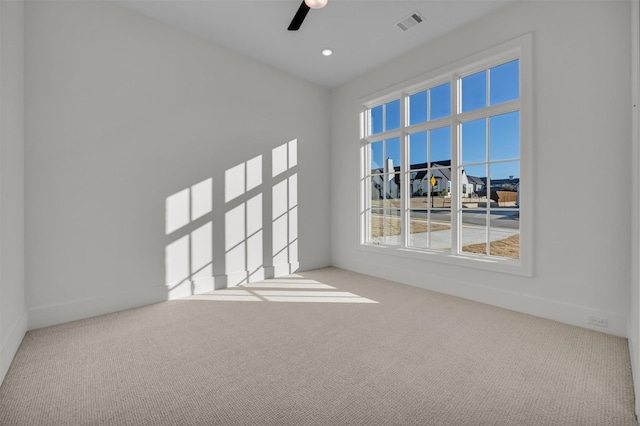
467,175,485,185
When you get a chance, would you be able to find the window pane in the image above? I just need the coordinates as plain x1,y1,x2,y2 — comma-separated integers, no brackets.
490,60,519,105
430,126,451,164
461,209,488,254
425,170,439,197
408,209,451,250
408,209,428,249
370,105,383,135
461,164,487,206
370,141,383,172
382,209,402,245
386,99,401,131
489,210,519,259
429,209,451,250
370,208,384,242
431,183,452,205
409,170,431,198
490,111,519,161
410,179,429,200
409,91,427,125
461,119,487,164
409,132,427,170
490,162,519,207
383,174,401,208
370,209,402,245
490,162,519,188
430,83,451,120
461,70,487,112
370,176,384,209
386,137,401,172
429,169,450,198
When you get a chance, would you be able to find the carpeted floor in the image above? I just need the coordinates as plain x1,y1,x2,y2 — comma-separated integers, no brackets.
0,267,637,425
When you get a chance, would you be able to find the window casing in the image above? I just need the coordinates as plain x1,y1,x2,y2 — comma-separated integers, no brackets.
359,35,532,276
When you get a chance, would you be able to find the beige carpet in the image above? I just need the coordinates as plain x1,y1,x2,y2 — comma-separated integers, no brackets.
0,267,637,425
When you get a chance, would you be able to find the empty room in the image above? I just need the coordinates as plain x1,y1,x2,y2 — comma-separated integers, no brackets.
1,0,640,424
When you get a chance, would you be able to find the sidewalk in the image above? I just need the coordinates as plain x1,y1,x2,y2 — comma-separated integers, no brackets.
382,223,519,249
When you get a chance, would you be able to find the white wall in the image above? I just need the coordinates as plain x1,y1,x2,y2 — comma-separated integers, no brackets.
629,0,640,415
25,1,330,329
0,0,26,383
330,1,632,336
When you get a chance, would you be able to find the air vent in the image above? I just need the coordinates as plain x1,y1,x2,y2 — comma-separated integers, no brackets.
396,11,424,32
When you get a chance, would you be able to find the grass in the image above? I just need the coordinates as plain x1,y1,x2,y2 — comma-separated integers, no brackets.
370,213,519,259
462,234,520,259
371,215,450,237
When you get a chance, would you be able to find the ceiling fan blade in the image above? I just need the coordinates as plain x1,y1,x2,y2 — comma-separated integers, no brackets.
288,1,310,31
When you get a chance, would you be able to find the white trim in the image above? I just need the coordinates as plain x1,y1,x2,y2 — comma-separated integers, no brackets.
359,34,533,277
334,259,627,337
28,262,303,329
0,312,27,385
28,286,167,330
359,35,528,107
630,0,640,417
358,243,526,277
269,261,300,278
0,0,4,384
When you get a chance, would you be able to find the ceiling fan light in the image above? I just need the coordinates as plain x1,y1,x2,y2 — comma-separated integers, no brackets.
304,0,327,10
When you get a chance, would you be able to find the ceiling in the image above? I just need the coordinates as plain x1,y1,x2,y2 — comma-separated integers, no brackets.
115,0,516,89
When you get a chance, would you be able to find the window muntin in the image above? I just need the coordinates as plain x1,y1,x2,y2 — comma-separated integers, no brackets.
460,110,521,260
408,82,451,126
407,127,452,250
368,137,401,245
361,48,527,272
461,59,520,113
369,99,401,135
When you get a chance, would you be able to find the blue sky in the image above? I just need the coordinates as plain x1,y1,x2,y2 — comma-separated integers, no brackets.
370,59,519,180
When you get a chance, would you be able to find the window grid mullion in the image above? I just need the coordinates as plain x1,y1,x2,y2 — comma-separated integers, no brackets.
364,130,402,144
400,94,408,249
382,104,386,134
404,117,454,135
451,73,461,254
363,144,369,244
427,131,432,248
457,101,520,124
486,118,491,256
382,140,387,243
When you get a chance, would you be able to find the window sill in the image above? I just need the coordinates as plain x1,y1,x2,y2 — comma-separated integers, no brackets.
358,242,532,277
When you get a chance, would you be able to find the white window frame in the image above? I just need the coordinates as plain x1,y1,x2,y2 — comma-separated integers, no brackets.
358,34,533,277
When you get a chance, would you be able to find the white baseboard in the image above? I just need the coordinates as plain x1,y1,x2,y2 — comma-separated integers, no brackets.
1,311,27,385
627,317,640,417
31,264,305,327
336,260,628,337
28,286,167,330
269,262,300,277
216,263,300,289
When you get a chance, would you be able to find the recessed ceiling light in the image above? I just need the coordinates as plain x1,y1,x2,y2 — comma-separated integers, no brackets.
321,48,333,56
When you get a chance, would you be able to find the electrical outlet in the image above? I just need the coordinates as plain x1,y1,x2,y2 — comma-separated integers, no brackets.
587,316,608,328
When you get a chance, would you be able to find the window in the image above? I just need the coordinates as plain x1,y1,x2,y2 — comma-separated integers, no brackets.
360,35,532,275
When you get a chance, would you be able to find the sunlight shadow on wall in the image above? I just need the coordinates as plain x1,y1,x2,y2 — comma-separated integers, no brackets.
223,140,299,288
272,139,298,276
225,155,264,287
165,178,213,299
